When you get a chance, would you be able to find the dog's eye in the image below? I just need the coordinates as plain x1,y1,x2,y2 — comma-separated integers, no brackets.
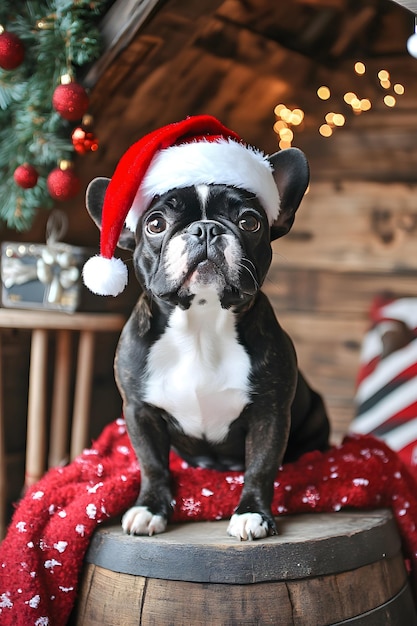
145,214,167,235
238,213,261,233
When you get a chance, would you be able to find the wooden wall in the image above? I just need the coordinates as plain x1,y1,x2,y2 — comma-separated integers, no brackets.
265,179,417,443
272,52,417,442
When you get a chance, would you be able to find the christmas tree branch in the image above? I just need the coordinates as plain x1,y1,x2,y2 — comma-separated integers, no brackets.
0,0,111,231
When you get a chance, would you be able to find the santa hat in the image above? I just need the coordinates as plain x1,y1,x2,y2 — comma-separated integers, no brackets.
83,115,280,296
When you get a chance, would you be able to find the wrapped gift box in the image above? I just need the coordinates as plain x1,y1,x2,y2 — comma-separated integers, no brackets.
0,240,93,312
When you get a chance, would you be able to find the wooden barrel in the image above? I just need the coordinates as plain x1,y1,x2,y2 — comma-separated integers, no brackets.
72,509,417,625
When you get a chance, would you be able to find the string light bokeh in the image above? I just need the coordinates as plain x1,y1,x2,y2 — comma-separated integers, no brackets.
273,61,405,146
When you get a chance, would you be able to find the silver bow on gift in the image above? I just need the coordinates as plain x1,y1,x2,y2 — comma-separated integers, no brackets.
2,211,80,306
36,247,80,304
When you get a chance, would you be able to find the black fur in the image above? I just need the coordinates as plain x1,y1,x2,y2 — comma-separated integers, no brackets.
86,148,330,538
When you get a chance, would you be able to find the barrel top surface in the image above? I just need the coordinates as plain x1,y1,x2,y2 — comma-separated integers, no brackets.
86,509,401,584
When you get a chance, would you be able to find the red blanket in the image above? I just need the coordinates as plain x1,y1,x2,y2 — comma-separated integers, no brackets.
1,418,417,625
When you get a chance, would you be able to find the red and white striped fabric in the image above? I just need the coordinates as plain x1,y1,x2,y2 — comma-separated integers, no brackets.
351,297,417,468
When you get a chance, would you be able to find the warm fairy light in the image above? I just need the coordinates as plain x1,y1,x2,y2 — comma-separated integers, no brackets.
378,69,390,81
343,91,356,104
280,108,293,122
273,104,305,144
384,95,396,107
273,63,403,143
360,98,372,111
290,109,304,125
324,112,345,128
319,124,333,137
317,86,331,100
354,61,366,75
333,113,345,126
274,104,286,116
273,120,287,133
279,127,294,141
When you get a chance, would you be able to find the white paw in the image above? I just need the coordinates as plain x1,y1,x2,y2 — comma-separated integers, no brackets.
227,513,270,541
122,506,167,536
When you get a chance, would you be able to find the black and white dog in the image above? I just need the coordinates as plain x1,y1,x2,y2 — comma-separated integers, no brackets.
83,117,330,541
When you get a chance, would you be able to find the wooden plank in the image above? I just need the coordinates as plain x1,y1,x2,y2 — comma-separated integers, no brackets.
72,564,147,625
264,267,417,316
328,402,355,444
273,181,417,273
25,329,48,488
0,309,125,331
49,330,72,467
286,556,406,625
85,0,228,90
330,6,377,56
70,330,95,459
142,576,294,624
276,312,365,389
273,312,366,440
83,0,162,89
298,128,417,184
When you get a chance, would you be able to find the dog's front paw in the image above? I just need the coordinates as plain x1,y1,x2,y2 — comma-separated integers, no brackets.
227,512,271,541
122,506,167,536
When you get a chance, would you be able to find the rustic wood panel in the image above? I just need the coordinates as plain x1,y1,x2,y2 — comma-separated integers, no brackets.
298,125,417,183
83,0,161,88
274,312,364,442
265,267,417,315
72,563,147,626
273,181,417,272
87,14,311,153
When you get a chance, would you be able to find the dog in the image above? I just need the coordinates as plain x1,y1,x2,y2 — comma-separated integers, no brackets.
83,116,330,541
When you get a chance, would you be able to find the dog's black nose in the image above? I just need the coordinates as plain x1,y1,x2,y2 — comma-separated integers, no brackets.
187,221,224,241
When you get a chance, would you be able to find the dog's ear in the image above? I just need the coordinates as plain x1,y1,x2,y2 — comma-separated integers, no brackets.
268,148,309,241
86,177,136,251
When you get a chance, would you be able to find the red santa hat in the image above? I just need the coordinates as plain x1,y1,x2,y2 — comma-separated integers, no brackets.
82,115,280,296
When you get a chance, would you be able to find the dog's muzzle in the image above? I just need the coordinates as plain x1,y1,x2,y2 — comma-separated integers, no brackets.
181,220,240,290
148,219,260,307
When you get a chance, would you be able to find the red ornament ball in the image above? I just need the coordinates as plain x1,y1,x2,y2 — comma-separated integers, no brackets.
0,30,25,70
71,126,99,154
47,167,81,201
52,82,89,121
13,163,39,189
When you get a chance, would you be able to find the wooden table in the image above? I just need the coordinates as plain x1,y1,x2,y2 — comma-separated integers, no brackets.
0,309,125,539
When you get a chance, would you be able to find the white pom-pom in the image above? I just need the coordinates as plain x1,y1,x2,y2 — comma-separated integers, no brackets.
82,255,128,296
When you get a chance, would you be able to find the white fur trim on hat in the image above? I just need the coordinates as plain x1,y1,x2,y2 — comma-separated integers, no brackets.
125,138,280,231
82,255,128,297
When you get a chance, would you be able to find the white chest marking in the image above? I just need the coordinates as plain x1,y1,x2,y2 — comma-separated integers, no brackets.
144,289,251,443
